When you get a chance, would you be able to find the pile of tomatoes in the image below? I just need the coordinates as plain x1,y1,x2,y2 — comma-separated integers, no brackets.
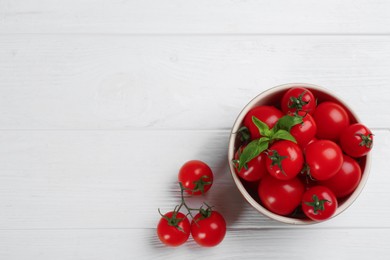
157,160,226,247
234,87,373,221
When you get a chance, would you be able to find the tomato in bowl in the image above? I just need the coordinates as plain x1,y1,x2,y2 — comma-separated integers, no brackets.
228,83,372,224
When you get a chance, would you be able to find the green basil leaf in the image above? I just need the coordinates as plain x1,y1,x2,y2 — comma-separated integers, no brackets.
258,136,270,143
272,129,297,143
252,116,271,137
275,115,303,132
238,138,269,171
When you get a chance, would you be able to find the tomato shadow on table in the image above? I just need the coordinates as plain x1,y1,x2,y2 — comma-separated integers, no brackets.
207,157,248,227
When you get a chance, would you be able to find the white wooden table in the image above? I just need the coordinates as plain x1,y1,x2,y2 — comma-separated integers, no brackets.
1,1,390,259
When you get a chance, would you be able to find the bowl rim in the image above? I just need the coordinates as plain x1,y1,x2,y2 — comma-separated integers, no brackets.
228,82,372,225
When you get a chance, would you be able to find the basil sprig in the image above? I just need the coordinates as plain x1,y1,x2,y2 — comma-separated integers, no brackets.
237,115,303,171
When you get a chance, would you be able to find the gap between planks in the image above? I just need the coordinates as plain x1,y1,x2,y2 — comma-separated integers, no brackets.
1,226,389,231
0,128,386,132
1,33,390,37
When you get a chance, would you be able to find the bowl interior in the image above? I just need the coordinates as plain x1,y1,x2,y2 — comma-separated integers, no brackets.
228,83,371,224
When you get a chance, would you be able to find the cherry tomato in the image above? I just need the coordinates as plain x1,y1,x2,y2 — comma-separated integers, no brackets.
290,111,317,148
178,160,213,195
320,154,362,198
301,137,317,153
265,140,304,180
340,123,373,158
305,140,343,180
191,210,226,247
281,87,316,115
234,146,267,182
313,101,350,141
258,175,305,216
157,211,190,247
243,106,283,139
302,186,338,221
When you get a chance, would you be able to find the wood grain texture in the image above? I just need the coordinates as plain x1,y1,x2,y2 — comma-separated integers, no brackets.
0,129,388,230
1,0,390,34
1,0,390,259
1,35,390,130
1,229,389,260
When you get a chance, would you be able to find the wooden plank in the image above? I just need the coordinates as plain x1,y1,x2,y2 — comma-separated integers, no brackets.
0,228,389,260
0,35,389,130
1,0,389,34
0,129,387,229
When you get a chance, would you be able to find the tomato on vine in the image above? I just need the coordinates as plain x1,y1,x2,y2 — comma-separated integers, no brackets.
157,210,190,247
302,186,338,221
158,175,225,247
191,206,226,247
178,160,213,195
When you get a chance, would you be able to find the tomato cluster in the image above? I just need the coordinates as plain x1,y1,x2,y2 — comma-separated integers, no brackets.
157,160,226,247
234,87,373,221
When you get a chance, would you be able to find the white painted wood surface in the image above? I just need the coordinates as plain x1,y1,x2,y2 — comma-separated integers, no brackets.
1,1,390,259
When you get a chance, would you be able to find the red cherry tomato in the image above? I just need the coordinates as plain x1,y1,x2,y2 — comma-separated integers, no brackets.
234,146,267,182
301,137,317,153
157,211,190,247
265,140,304,180
258,175,305,216
320,154,362,198
305,140,343,181
243,106,283,139
178,160,213,195
191,210,226,247
281,87,316,115
302,186,338,221
340,123,373,158
313,101,350,141
290,111,317,148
